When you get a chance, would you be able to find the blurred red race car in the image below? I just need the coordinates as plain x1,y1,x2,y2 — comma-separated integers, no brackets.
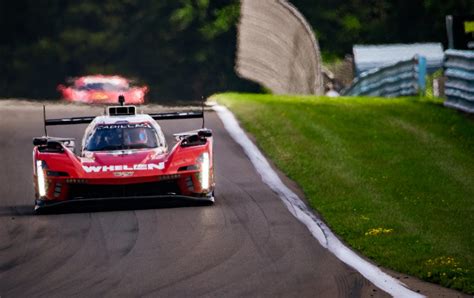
58,75,148,104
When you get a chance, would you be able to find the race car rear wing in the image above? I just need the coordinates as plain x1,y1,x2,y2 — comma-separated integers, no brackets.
44,111,203,126
45,116,96,126
42,106,204,135
42,95,206,136
149,111,203,121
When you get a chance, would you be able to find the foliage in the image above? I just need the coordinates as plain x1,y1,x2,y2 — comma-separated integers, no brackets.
290,0,474,60
425,69,444,99
0,0,257,101
0,0,472,100
213,92,474,294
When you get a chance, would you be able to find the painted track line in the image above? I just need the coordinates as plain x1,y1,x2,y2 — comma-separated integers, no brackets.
213,104,424,298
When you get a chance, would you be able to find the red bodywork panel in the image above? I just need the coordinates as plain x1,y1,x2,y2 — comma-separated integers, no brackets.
33,138,214,203
57,75,148,104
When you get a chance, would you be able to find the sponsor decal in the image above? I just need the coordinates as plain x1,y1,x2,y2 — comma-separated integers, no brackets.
113,171,134,177
172,158,193,166
82,162,165,173
96,123,151,130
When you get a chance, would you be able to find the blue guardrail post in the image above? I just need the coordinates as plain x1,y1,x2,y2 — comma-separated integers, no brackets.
417,56,427,95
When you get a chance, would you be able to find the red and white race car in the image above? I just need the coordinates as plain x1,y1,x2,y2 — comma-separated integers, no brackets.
32,97,214,213
57,75,148,104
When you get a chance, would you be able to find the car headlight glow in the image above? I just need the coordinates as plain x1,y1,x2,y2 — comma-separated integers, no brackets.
36,160,47,197
199,152,210,191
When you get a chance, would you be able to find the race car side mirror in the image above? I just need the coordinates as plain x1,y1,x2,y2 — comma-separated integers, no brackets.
64,140,76,152
33,137,48,146
198,129,212,138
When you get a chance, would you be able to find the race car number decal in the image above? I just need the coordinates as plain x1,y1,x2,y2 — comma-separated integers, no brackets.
82,162,165,173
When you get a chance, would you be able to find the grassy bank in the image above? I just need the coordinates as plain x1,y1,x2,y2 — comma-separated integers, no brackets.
212,93,474,294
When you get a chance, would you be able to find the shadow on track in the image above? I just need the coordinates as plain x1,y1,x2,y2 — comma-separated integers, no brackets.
1,198,213,216
0,205,36,216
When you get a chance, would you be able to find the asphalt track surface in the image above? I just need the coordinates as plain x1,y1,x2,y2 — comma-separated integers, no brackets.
0,102,389,297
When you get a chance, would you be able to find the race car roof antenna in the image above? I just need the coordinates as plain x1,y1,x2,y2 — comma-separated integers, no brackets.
43,105,48,137
118,95,125,106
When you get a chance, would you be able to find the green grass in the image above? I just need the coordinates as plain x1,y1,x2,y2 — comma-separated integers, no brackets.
212,93,474,294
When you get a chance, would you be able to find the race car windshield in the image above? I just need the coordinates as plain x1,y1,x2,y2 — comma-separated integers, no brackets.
76,83,128,91
85,123,159,151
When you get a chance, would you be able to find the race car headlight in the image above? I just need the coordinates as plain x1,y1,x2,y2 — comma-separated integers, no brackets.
198,152,210,190
134,90,143,99
36,160,47,197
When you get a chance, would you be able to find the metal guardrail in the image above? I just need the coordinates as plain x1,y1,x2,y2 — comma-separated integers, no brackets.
236,0,324,95
444,50,474,113
342,56,427,97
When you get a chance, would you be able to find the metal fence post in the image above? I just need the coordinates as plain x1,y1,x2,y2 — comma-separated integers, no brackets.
417,56,427,96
